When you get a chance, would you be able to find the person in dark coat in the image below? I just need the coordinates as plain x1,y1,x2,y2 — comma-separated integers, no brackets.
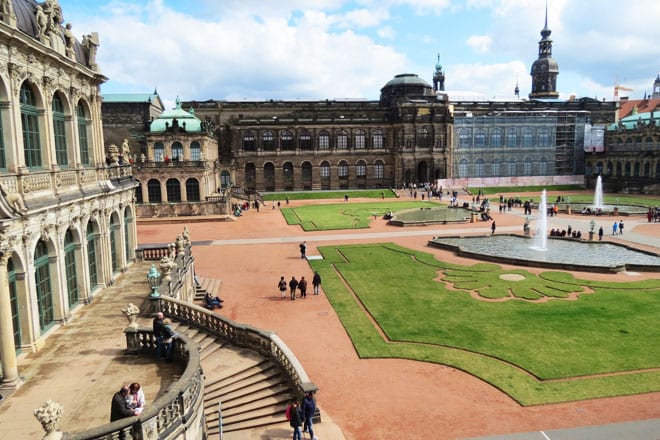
312,271,322,295
152,312,164,359
288,400,303,440
298,276,308,298
110,386,136,421
301,391,317,439
289,276,298,301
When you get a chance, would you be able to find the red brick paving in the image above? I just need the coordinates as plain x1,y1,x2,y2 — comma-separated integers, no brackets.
138,196,660,440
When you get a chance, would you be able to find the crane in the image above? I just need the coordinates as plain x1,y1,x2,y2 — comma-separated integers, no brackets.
613,84,633,100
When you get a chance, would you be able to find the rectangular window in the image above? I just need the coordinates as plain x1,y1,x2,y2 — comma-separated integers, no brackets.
54,119,68,166
356,163,366,177
375,164,384,179
0,111,6,168
22,113,42,167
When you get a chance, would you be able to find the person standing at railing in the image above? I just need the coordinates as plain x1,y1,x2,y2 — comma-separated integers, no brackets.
153,312,165,359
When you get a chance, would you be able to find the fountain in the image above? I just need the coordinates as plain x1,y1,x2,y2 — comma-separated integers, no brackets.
531,189,548,251
594,175,603,209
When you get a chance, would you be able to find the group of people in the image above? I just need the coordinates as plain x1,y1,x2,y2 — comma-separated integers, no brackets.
110,382,146,421
286,391,319,440
612,219,624,235
279,271,322,300
152,312,178,362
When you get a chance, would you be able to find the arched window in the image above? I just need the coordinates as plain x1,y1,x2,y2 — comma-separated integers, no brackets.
186,178,200,202
356,160,367,177
221,170,231,187
491,159,501,176
242,131,256,151
474,129,486,148
8,258,21,351
320,161,330,178
506,128,517,147
374,160,384,179
596,161,604,175
171,141,183,161
337,131,348,149
124,208,133,261
148,179,162,203
318,131,330,150
264,163,275,191
354,130,366,149
109,214,119,272
523,157,533,175
459,129,471,148
190,141,201,161
372,130,383,149
458,158,469,177
539,157,548,175
538,128,550,147
281,131,294,150
507,158,517,176
86,222,98,290
283,162,294,188
21,83,42,168
624,162,631,176
154,142,164,162
134,182,143,204
262,131,275,151
301,161,312,189
475,158,485,177
616,162,622,176
338,160,349,178
77,102,90,165
34,240,54,332
522,128,534,147
166,178,181,202
299,130,312,150
643,162,650,177
491,129,502,147
64,229,78,307
634,162,640,177
52,94,68,166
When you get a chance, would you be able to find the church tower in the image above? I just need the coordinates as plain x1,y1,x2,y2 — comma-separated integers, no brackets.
529,5,559,99
433,53,445,92
652,74,660,99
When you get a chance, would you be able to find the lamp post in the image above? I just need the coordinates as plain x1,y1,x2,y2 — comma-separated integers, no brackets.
147,264,161,298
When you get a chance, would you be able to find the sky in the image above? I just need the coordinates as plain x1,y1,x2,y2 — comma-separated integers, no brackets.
59,0,660,108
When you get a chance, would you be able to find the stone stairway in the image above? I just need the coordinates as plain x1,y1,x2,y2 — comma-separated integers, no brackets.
171,321,295,436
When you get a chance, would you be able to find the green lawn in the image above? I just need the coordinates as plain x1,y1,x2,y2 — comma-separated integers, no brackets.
282,201,440,231
309,243,660,405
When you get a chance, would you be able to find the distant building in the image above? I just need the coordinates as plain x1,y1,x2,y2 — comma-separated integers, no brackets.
101,92,164,152
0,0,137,387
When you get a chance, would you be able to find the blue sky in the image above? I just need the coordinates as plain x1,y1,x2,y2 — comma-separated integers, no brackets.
60,0,660,107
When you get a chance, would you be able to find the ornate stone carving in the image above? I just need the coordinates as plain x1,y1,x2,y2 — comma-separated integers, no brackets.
0,183,27,214
33,399,64,440
121,303,140,329
81,32,99,71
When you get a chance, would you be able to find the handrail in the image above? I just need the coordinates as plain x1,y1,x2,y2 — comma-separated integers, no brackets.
64,331,204,440
159,296,319,399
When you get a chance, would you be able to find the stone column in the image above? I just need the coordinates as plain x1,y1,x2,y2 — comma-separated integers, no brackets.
0,250,19,385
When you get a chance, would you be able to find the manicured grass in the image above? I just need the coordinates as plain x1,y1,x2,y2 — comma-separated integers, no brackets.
309,243,660,405
468,184,583,194
469,187,660,207
262,189,397,201
282,201,439,231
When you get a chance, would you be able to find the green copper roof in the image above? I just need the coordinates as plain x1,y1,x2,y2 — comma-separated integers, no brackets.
103,93,160,103
608,111,660,130
150,97,202,133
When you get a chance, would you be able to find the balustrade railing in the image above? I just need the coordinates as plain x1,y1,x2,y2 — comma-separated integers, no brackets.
159,296,318,399
64,331,204,440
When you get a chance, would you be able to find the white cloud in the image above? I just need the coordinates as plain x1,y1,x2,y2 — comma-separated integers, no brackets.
447,61,529,98
466,35,492,54
377,25,396,39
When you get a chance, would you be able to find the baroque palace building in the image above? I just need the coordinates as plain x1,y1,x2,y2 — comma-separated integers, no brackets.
0,0,137,387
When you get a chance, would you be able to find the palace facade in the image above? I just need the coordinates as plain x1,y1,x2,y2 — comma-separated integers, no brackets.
0,0,137,387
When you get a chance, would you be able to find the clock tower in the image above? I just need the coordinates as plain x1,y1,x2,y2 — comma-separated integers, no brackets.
529,5,559,99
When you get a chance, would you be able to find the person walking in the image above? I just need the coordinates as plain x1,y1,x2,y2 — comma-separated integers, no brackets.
312,271,322,295
612,221,618,235
289,276,299,301
302,391,318,440
598,226,604,241
288,400,303,440
152,312,164,359
491,221,496,235
619,219,624,235
278,276,288,299
298,276,308,298
299,241,307,259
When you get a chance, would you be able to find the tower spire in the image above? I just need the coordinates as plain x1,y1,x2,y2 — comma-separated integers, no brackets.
529,1,559,99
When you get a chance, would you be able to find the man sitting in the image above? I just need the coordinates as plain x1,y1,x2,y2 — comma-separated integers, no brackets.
204,292,223,310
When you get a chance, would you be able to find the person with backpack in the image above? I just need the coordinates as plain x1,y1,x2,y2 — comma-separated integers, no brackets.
286,400,303,440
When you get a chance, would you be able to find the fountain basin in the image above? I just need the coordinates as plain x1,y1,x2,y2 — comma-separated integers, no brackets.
561,203,648,215
389,207,470,226
429,235,660,273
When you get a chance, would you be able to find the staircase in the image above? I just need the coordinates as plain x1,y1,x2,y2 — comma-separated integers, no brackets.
194,276,223,306
170,321,295,436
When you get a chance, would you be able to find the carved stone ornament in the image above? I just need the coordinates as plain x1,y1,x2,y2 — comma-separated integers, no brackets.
121,303,140,329
33,399,64,440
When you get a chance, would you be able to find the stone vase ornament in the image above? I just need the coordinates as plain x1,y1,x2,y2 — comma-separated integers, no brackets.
122,303,140,329
34,399,64,440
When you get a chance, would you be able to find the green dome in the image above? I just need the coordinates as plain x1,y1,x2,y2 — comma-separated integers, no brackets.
150,97,202,133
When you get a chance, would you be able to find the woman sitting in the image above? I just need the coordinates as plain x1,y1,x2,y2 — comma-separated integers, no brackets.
127,383,146,414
